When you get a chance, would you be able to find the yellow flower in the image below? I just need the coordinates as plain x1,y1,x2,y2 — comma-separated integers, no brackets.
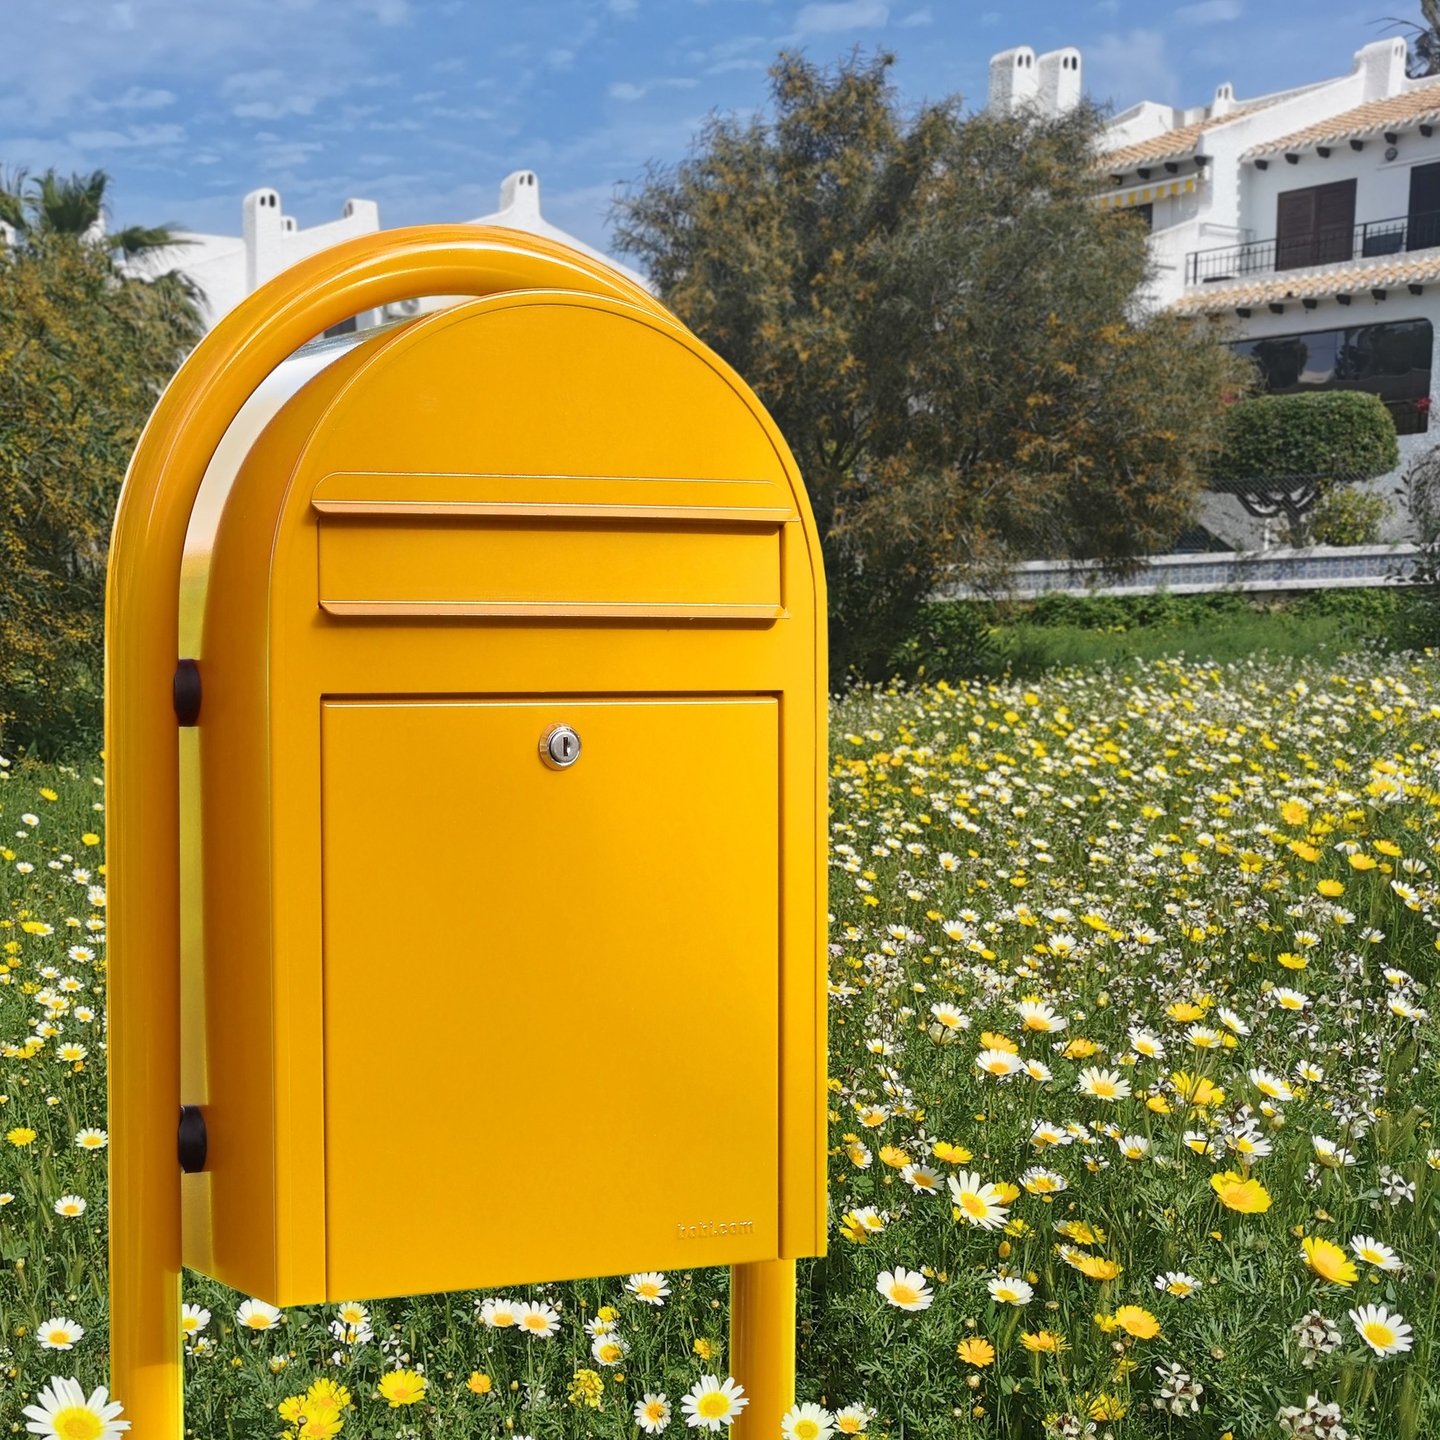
1089,1394,1128,1421
932,1141,973,1164
878,1145,910,1168
81,833,100,847
1063,1037,1099,1060
39,788,57,801
1277,952,1308,970
1317,879,1344,897
304,1380,351,1416
1113,1305,1160,1339
1210,1171,1271,1214
1288,841,1320,862
693,1337,715,1360
377,1371,427,1408
1066,1251,1123,1281
1166,1001,1205,1024
467,1372,493,1395
1302,1235,1357,1287
567,1369,605,1410
1280,799,1310,826
979,1031,1018,1053
1348,853,1377,871
1056,1220,1106,1246
1374,839,1402,857
956,1337,996,1367
6,1127,36,1147
1171,1072,1225,1108
1020,1329,1068,1353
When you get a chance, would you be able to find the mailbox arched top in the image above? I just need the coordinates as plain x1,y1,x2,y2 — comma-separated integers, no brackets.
196,288,825,642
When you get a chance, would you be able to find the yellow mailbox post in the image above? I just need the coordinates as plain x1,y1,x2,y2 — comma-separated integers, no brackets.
106,227,827,1437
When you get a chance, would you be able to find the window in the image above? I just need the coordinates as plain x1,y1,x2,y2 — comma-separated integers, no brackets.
1409,162,1440,252
1231,318,1433,435
1275,179,1356,271
1132,203,1154,232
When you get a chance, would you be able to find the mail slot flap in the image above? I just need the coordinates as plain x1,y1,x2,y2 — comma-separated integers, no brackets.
311,471,797,524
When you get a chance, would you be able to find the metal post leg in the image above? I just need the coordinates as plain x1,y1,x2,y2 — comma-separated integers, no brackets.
729,1259,796,1438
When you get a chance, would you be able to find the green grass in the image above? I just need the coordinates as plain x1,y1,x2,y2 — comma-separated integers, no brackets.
998,609,1358,673
2,648,1440,1438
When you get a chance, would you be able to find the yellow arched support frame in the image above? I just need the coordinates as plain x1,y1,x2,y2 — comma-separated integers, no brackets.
106,227,814,1438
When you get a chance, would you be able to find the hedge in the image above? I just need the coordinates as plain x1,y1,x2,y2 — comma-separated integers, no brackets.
1210,390,1399,484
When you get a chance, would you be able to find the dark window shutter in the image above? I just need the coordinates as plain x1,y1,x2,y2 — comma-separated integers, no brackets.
1276,188,1317,270
1314,180,1356,263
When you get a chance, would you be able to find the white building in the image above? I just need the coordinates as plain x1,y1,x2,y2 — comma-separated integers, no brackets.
130,169,648,332
1080,36,1440,545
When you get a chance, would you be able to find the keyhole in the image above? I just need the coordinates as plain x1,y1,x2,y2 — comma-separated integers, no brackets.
540,724,582,770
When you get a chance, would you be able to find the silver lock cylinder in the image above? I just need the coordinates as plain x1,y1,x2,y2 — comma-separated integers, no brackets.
540,724,581,769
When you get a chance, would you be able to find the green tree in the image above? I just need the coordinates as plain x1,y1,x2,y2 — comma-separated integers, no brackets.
1383,1,1440,78
0,173,201,754
613,52,1249,680
1,167,180,256
1209,390,1399,544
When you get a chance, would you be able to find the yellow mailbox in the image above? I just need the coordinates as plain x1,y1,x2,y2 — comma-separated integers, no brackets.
107,228,827,1438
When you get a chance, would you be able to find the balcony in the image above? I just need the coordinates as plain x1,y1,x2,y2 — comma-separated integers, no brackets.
1185,209,1440,286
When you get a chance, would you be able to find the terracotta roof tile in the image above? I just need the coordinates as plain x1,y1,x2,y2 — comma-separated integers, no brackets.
1171,250,1440,313
1100,118,1220,171
1244,82,1440,157
1098,98,1278,171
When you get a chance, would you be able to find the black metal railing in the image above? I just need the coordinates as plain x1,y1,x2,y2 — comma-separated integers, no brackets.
1185,208,1440,286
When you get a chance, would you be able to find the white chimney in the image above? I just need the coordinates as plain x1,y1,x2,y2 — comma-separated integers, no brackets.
988,47,1038,115
1353,37,1409,102
498,170,542,221
242,187,285,292
1211,81,1236,119
1036,48,1082,117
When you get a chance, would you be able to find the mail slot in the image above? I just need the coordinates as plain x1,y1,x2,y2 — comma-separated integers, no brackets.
168,269,828,1307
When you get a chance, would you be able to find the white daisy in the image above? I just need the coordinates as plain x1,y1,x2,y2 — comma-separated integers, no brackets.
235,1298,282,1331
22,1376,129,1439
1349,1303,1413,1357
626,1272,671,1305
681,1375,749,1430
37,1316,85,1350
876,1267,933,1311
634,1393,672,1434
515,1300,560,1338
781,1403,835,1440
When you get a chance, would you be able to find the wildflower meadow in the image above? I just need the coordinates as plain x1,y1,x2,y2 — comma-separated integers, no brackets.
1,650,1439,1439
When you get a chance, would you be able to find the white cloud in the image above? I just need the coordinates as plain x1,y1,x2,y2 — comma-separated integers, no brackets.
105,86,176,111
1087,29,1178,107
608,77,700,101
232,95,320,119
356,0,410,22
1175,0,1242,20
900,7,931,25
608,0,639,13
792,1,889,37
68,123,186,149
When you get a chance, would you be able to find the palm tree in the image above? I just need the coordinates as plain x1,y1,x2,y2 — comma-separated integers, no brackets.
1382,1,1440,77
0,167,185,256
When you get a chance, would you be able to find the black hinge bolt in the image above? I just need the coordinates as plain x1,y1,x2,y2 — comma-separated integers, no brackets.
178,1105,208,1173
174,659,201,726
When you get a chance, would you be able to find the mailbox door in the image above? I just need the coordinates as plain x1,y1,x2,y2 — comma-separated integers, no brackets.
320,696,780,1299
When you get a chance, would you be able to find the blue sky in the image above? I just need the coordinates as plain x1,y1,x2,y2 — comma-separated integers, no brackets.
0,1,1421,257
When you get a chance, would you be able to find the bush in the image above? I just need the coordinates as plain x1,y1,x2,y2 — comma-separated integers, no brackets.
0,234,199,755
1211,390,1399,484
1308,483,1391,545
